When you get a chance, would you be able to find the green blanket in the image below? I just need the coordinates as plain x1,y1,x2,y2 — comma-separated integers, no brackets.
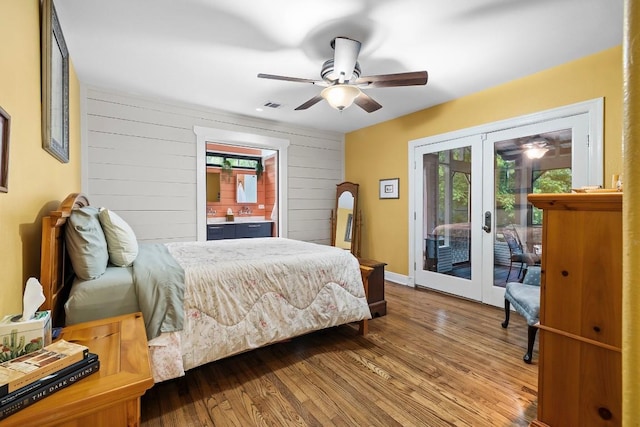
133,243,185,340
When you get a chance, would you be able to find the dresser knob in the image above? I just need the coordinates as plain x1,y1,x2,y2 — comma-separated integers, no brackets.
598,407,612,420
593,326,601,333
561,270,569,277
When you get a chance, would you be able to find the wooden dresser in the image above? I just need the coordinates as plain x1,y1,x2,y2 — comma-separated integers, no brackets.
529,193,622,427
2,313,154,427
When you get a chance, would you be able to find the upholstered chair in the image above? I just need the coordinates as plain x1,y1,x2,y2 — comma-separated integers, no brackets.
502,227,540,281
501,265,541,363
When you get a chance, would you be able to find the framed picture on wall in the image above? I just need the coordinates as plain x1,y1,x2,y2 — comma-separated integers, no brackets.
0,105,10,193
41,0,70,163
379,178,399,199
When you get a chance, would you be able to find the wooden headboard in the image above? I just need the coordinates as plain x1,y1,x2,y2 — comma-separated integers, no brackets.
40,192,89,327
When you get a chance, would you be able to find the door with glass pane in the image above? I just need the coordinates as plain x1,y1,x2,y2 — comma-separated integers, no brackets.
481,114,589,307
413,112,592,305
413,135,483,300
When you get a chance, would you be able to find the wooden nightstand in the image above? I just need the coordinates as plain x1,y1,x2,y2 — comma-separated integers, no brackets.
2,312,154,427
358,258,387,317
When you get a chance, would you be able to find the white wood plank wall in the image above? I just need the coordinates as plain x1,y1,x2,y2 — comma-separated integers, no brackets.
83,86,344,244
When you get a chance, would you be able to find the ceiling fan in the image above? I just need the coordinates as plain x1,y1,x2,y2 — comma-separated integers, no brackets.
257,37,428,113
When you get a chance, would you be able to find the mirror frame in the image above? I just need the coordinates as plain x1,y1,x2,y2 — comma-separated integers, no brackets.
331,181,360,257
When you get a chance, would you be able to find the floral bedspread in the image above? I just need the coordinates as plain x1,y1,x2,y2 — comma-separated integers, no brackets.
147,237,370,382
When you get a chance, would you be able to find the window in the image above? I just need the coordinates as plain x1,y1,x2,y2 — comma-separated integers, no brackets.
206,152,260,170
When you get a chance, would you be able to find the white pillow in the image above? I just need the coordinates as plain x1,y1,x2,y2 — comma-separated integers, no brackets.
98,208,139,267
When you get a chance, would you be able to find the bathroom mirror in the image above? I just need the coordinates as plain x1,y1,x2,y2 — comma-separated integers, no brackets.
237,174,258,203
331,181,360,257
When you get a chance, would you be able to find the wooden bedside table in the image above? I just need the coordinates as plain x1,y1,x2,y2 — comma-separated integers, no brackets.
1,312,154,427
358,258,387,317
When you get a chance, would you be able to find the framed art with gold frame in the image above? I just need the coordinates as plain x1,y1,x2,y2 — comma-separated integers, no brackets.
41,0,70,163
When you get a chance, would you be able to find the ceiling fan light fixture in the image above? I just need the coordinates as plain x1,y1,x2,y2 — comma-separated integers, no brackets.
523,137,550,159
321,84,361,111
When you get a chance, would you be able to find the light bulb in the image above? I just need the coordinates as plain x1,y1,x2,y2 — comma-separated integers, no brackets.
321,85,361,111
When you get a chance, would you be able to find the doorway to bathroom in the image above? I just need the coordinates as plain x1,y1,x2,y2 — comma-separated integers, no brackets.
194,126,290,241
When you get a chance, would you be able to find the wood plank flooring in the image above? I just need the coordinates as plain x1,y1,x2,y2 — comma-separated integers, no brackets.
141,283,538,426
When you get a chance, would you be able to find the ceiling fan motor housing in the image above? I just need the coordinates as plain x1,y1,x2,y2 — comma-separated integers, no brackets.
321,59,361,84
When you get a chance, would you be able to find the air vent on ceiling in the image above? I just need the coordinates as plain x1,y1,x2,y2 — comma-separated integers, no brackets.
263,101,282,109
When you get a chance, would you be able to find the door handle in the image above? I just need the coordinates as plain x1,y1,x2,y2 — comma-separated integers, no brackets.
483,211,491,233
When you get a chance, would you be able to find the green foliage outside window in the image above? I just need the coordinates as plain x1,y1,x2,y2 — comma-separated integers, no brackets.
531,168,572,224
494,152,571,226
434,148,570,228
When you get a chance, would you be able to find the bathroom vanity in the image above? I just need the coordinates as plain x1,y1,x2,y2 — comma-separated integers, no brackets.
207,220,274,240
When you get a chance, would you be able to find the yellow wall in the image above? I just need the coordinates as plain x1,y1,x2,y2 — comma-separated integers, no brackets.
622,0,640,423
0,0,81,316
345,46,623,275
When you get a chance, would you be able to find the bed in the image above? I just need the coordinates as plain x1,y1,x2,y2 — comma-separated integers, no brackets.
40,193,372,382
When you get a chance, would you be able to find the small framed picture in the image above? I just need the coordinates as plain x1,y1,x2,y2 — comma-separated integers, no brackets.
379,178,399,199
0,105,10,193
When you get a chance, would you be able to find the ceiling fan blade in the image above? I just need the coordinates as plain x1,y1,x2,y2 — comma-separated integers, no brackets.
257,73,321,85
333,37,361,84
354,92,382,113
356,71,428,88
294,95,324,110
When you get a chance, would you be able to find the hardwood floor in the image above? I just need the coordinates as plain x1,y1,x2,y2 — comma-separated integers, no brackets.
141,283,538,426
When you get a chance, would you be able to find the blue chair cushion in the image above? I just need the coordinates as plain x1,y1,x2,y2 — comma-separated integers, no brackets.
522,266,541,286
504,282,540,326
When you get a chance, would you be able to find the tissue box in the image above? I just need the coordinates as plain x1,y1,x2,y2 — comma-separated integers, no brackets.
0,311,52,363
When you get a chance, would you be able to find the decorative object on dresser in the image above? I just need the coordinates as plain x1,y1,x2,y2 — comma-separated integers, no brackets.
0,104,10,193
529,192,622,427
357,258,387,317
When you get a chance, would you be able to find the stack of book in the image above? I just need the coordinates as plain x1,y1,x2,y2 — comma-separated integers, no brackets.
0,340,99,420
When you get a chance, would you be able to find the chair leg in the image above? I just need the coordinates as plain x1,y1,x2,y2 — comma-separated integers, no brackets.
523,325,538,364
501,299,510,328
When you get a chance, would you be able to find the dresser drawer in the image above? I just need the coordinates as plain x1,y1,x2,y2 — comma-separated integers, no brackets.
207,224,235,240
542,209,622,348
538,330,621,426
235,222,272,238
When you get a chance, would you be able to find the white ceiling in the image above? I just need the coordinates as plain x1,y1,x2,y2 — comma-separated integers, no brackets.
54,0,623,134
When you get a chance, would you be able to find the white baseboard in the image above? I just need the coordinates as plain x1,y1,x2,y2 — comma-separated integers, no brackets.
384,270,412,287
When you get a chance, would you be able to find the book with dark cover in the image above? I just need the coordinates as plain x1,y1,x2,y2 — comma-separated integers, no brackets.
0,353,98,407
0,358,100,420
0,340,89,397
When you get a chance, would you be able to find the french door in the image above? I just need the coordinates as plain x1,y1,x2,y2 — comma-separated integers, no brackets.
413,135,483,300
410,102,601,306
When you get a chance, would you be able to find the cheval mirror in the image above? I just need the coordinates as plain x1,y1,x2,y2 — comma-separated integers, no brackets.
331,181,361,257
